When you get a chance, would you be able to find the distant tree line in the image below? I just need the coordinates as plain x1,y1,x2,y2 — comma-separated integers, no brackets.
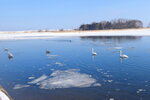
79,19,143,30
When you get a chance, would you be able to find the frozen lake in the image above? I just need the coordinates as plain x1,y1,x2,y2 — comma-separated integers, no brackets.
0,36,150,100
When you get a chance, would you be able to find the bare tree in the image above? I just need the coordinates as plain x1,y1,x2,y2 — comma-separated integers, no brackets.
79,19,143,30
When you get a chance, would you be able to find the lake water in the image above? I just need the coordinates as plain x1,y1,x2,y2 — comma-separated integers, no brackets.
0,36,150,100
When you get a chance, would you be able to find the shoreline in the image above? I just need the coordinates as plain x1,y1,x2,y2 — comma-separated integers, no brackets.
0,28,150,40
0,28,150,34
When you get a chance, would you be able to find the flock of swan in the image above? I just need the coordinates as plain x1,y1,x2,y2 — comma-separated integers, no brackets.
92,48,128,58
3,47,128,61
0,47,128,100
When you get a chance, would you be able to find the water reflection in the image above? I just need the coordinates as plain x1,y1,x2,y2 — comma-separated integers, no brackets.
80,36,142,43
47,39,72,43
120,58,128,63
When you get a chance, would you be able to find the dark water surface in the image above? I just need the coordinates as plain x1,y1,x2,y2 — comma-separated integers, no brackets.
0,36,150,100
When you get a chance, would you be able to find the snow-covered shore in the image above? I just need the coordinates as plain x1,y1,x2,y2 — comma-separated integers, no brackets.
0,29,150,40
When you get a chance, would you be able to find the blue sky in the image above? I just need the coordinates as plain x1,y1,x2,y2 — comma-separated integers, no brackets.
0,0,150,31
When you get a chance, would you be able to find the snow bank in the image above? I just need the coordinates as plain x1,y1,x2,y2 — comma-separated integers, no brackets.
0,29,150,40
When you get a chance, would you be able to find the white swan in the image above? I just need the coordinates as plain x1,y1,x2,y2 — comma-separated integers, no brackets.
92,48,97,56
119,50,128,58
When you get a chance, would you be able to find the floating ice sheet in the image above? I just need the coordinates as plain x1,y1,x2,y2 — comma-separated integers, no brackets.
109,98,115,100
137,89,146,93
28,77,35,80
29,75,48,84
13,84,30,89
29,69,101,89
55,62,65,66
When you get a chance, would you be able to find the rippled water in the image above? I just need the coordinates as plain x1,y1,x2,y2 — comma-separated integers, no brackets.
0,36,150,100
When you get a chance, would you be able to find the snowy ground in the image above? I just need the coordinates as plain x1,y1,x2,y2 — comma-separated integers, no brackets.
0,29,150,40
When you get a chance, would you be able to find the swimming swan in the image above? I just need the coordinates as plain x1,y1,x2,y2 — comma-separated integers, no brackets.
119,50,128,58
92,48,97,56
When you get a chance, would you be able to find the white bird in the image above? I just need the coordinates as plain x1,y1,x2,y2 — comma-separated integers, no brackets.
8,52,14,59
119,50,128,58
92,48,97,56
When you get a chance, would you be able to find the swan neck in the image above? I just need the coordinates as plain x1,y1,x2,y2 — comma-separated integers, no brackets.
120,51,122,56
92,48,94,53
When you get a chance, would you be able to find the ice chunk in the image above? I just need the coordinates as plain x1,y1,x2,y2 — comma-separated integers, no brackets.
28,77,35,80
109,98,114,100
137,89,146,93
29,69,101,89
28,75,47,84
55,62,65,67
108,80,113,83
13,84,30,89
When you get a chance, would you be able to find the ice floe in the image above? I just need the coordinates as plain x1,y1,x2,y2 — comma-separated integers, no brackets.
55,62,65,67
28,77,35,80
109,98,115,100
107,80,113,83
28,75,48,84
96,68,103,72
136,89,146,93
13,84,30,89
29,69,101,89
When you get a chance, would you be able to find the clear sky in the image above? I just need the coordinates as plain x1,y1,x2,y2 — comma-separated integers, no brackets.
0,0,150,31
